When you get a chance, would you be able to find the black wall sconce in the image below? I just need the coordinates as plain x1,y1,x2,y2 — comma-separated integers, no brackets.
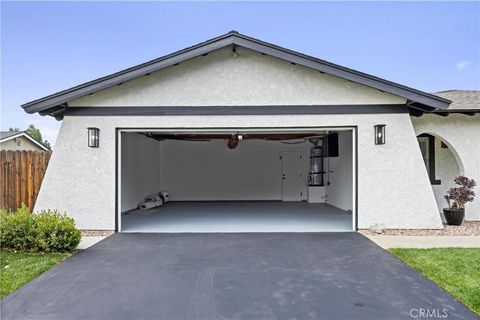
374,124,386,145
88,127,100,147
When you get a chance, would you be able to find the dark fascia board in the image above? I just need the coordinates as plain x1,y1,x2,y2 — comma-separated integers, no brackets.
410,108,480,117
22,31,451,115
433,109,479,115
63,104,409,117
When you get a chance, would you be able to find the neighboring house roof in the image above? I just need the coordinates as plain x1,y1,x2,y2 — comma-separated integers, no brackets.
428,90,480,116
0,131,50,151
22,31,451,119
434,90,480,110
0,131,22,140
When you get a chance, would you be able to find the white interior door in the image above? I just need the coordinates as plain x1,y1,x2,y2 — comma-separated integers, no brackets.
281,151,303,201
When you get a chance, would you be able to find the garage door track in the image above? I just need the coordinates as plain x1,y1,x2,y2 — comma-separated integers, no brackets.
1,233,476,319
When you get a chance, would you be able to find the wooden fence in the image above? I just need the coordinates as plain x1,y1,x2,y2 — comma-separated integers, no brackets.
0,150,51,211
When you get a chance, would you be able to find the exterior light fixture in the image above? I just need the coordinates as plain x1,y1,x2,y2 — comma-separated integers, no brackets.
374,124,386,145
88,127,100,148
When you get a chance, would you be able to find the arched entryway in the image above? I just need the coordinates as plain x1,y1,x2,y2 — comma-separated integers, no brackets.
417,133,463,220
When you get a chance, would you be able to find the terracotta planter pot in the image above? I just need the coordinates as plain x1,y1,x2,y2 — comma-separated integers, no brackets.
443,208,465,226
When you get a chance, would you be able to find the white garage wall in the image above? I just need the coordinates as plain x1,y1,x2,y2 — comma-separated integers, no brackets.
122,134,352,205
158,139,310,201
325,131,353,211
121,133,162,211
34,113,442,230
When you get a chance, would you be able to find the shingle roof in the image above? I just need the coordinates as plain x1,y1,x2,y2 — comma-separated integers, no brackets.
434,90,480,110
0,131,22,140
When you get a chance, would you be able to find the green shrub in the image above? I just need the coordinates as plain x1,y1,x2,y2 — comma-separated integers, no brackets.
0,205,37,251
0,206,80,252
35,210,81,252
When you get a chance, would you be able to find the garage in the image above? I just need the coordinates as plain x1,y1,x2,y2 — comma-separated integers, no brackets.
24,32,452,231
118,128,356,232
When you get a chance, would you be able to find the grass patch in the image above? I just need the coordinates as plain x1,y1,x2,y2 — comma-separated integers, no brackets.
390,248,480,315
0,251,70,298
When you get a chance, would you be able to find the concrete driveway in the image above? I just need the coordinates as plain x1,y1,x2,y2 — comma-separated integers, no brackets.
1,233,475,319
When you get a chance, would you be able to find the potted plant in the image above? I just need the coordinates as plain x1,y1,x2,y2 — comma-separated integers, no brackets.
443,176,476,226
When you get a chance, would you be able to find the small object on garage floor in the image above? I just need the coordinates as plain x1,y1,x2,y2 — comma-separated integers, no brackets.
139,194,164,210
160,191,169,203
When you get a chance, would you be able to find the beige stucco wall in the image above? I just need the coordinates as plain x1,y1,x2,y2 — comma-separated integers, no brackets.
0,136,44,151
35,113,441,230
412,114,480,220
69,47,405,107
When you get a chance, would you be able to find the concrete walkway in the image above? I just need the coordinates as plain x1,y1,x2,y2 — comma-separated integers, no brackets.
366,235,480,249
77,236,107,249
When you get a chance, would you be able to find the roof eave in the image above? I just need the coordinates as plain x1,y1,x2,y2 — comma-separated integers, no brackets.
231,33,451,110
22,31,452,115
22,33,236,114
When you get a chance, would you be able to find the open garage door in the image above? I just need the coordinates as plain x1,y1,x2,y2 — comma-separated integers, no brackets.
117,128,356,232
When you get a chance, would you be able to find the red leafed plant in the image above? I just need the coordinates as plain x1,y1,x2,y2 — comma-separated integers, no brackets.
444,176,476,210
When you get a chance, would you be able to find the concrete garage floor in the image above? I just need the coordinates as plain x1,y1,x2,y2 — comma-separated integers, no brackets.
2,233,475,320
122,201,353,232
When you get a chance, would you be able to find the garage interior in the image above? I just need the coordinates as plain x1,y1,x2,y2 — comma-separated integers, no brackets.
119,129,354,232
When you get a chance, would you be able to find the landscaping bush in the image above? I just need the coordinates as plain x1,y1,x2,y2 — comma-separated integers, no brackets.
0,206,80,252
0,205,37,251
35,210,81,252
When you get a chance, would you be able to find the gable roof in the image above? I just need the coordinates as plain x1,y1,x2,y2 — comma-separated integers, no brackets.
0,131,21,140
0,131,50,151
22,31,451,119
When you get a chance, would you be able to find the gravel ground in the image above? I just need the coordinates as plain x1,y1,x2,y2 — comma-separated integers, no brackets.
81,230,115,237
81,223,480,237
359,221,480,236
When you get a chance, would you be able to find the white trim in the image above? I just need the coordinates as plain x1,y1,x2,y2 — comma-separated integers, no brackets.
117,126,356,232
352,128,357,231
117,133,122,232
0,132,50,151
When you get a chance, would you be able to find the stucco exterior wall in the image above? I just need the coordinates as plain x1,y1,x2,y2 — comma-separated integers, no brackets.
35,113,442,230
412,114,480,220
0,136,44,151
69,47,405,107
432,139,461,221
